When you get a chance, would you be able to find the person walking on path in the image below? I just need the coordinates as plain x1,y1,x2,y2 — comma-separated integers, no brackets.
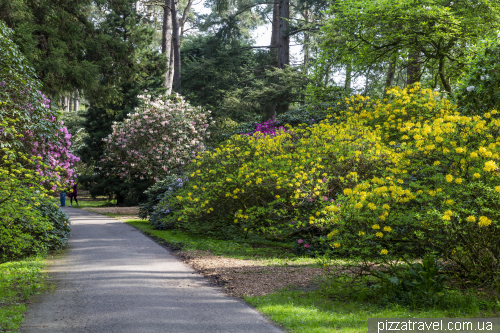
68,182,79,207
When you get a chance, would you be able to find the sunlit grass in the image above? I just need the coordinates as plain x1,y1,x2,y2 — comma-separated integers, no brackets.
0,256,47,332
126,220,296,260
246,284,500,333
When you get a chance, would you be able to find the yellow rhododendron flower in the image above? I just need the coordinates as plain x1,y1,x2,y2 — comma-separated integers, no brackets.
484,160,498,172
466,216,476,222
380,249,388,255
372,224,380,229
478,216,492,227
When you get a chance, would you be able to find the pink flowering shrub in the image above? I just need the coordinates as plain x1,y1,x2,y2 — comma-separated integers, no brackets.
102,94,213,180
0,22,73,261
0,23,78,191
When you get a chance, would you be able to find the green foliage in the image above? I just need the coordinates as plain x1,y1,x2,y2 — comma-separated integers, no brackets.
0,185,70,262
217,66,310,121
0,0,100,99
181,34,309,122
454,38,500,115
0,256,46,331
138,174,183,221
319,0,500,92
181,34,264,118
371,254,447,308
209,102,343,147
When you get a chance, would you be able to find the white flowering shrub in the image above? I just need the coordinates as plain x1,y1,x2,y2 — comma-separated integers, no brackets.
102,94,213,180
454,37,500,115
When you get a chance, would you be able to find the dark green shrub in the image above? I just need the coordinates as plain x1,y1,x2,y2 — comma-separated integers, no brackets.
144,175,187,229
454,38,500,115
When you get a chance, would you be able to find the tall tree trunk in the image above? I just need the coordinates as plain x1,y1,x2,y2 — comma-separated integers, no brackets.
384,56,397,95
66,96,70,112
265,1,280,120
438,56,451,93
169,42,175,92
270,1,279,66
74,90,79,112
277,0,289,69
407,43,421,86
275,0,290,115
344,62,352,90
162,0,173,94
171,0,181,91
363,68,372,96
302,8,310,74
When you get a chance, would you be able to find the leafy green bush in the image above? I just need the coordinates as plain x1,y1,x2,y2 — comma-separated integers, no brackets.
454,38,500,115
138,174,182,219
146,175,187,229
0,185,70,262
371,254,447,308
210,102,344,146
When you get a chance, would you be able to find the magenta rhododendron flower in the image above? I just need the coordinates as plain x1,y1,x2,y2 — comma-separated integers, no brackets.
304,244,310,248
297,239,303,244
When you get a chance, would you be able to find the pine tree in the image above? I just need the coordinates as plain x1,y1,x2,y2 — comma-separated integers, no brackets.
78,0,166,205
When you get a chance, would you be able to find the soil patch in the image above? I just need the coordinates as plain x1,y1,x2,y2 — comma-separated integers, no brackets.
176,250,332,297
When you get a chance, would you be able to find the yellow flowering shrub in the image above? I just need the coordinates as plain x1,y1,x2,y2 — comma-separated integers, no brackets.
158,119,394,239
155,83,500,284
327,84,500,283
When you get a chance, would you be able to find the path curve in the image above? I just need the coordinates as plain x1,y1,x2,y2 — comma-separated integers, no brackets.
21,208,283,333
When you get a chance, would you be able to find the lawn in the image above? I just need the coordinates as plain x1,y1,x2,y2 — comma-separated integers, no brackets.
0,256,48,332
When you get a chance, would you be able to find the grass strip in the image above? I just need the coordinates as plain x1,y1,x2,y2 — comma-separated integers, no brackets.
0,255,47,332
245,287,500,333
126,220,294,260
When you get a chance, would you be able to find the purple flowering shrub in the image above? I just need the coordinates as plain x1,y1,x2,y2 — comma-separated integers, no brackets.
0,23,79,191
242,118,288,137
0,22,73,260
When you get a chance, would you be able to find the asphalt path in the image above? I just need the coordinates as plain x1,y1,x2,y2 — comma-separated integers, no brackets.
20,207,283,333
